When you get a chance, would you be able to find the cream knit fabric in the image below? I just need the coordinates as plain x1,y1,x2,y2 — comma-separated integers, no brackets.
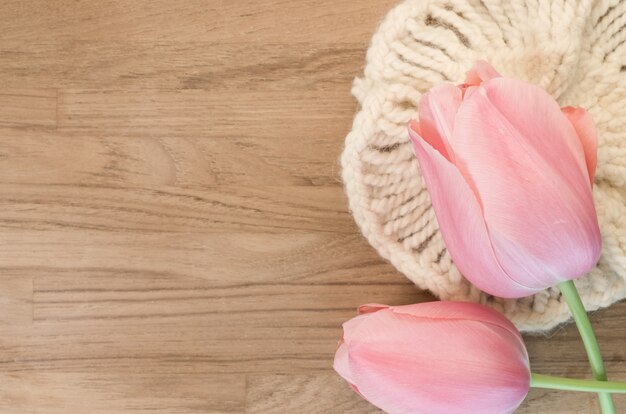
342,0,626,332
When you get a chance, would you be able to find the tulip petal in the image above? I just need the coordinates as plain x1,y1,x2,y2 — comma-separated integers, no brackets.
357,304,389,314
389,301,523,343
562,106,598,185
415,83,463,161
465,60,501,85
409,127,535,298
459,84,478,99
346,308,529,414
452,78,602,288
333,340,354,384
342,313,371,337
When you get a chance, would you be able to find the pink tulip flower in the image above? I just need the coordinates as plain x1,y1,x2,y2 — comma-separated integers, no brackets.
334,302,530,414
408,61,602,298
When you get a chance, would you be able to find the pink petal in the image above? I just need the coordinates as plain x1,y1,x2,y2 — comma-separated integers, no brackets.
452,78,602,288
459,84,478,99
346,308,530,414
409,127,535,298
342,313,371,339
465,60,501,85
333,340,354,385
415,83,463,161
389,301,523,343
357,304,389,314
562,106,598,186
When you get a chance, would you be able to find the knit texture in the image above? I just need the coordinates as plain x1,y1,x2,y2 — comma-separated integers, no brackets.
342,0,626,332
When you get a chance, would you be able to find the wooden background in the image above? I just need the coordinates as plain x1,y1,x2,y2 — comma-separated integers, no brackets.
0,1,624,413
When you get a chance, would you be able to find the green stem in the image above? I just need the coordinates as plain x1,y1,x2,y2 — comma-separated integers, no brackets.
558,280,615,413
531,374,626,394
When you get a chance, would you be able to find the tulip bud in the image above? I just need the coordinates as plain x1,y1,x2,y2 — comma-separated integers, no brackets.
408,61,602,298
334,302,531,414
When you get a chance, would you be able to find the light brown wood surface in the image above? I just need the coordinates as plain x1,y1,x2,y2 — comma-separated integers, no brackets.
0,1,624,413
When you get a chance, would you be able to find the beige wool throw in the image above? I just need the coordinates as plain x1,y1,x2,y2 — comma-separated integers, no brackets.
342,0,626,331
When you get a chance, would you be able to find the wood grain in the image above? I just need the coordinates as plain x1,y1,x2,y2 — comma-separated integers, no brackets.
1,0,399,43
0,42,364,91
1,1,625,413
0,372,245,414
0,90,57,128
0,274,32,326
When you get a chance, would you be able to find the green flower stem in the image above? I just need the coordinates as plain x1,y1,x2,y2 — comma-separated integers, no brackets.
558,280,614,413
531,374,626,394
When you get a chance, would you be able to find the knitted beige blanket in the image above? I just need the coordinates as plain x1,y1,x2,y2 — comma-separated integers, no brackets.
342,0,626,332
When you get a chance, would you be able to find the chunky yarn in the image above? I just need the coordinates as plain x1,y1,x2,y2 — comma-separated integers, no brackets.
342,0,626,332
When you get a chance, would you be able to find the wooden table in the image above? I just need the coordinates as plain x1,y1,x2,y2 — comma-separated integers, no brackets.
0,1,624,412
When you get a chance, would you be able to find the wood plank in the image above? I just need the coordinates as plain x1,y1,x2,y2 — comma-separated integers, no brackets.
0,129,342,187
32,272,424,322
57,89,357,138
0,184,352,234
0,372,245,414
2,0,396,43
245,374,381,413
0,231,406,286
0,42,363,90
0,89,56,128
0,275,32,325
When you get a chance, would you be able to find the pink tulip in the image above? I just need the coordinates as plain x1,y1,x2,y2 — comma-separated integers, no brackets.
408,60,602,298
334,302,530,414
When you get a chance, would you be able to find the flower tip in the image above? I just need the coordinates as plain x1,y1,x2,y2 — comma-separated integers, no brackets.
358,303,389,314
465,60,501,85
561,105,580,116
